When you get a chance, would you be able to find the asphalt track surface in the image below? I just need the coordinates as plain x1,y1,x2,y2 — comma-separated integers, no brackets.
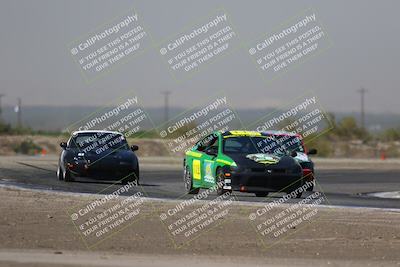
0,156,399,209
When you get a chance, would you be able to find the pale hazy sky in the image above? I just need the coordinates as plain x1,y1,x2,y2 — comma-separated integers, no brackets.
0,0,399,113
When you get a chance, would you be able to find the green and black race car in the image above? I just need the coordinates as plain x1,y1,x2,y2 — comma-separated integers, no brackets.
183,130,316,198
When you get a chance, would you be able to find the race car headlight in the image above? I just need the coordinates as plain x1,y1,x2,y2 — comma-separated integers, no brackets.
292,165,302,174
229,165,242,173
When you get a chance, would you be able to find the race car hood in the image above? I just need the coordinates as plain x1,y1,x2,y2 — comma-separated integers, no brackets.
225,152,299,169
245,153,280,164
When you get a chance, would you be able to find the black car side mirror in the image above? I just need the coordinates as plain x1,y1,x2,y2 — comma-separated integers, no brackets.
131,145,139,152
60,142,67,149
205,147,218,157
291,150,298,157
308,148,318,155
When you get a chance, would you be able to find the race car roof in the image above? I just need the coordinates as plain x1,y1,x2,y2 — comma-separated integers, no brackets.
261,130,301,137
221,130,263,137
221,130,301,138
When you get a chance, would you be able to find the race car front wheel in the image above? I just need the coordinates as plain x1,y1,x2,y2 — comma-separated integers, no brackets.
291,191,302,198
184,165,199,195
216,168,232,196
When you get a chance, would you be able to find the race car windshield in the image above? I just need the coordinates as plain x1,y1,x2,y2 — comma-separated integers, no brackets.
69,133,129,152
223,136,286,155
275,135,305,153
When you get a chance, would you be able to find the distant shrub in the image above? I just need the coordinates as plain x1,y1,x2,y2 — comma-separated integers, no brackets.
13,139,42,155
381,128,400,141
305,137,333,157
0,122,12,134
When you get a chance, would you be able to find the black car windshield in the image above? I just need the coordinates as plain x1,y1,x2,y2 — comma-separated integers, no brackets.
69,132,129,153
274,135,305,153
223,136,286,155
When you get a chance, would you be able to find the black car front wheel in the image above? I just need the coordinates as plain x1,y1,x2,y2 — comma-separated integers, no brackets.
254,192,269,197
57,166,63,181
63,168,74,182
122,168,139,185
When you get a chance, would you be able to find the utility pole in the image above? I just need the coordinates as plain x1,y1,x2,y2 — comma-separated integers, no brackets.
161,91,171,122
357,87,367,129
0,94,4,123
15,98,22,127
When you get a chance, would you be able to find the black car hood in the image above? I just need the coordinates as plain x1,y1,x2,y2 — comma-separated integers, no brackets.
68,149,135,163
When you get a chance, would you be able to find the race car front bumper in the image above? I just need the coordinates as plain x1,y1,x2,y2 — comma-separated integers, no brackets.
222,167,304,193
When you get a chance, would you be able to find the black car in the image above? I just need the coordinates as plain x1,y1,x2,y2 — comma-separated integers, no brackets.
57,131,139,184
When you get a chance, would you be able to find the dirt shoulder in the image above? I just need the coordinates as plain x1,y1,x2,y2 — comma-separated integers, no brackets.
0,187,400,266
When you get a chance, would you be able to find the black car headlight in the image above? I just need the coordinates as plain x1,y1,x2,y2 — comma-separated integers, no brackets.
119,161,133,166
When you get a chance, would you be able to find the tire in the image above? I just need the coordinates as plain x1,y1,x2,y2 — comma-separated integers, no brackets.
292,191,302,198
63,168,74,182
254,192,269,197
135,164,140,186
57,166,63,181
184,165,199,195
122,169,139,185
216,168,232,196
306,173,315,191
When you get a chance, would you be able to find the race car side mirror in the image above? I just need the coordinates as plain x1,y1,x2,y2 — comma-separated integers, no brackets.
60,142,67,149
308,148,318,155
131,145,139,152
291,151,297,157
